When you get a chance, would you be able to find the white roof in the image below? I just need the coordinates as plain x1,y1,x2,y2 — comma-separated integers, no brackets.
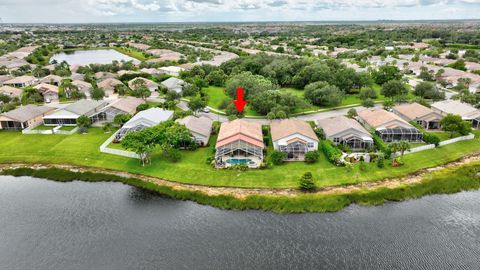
431,100,480,120
123,108,174,129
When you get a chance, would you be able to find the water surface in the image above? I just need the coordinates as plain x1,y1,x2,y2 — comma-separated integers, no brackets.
1,175,480,270
50,49,140,66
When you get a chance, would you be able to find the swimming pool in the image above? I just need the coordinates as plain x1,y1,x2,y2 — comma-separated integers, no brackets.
226,158,253,165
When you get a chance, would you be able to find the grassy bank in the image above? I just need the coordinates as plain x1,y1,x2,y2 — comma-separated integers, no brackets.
0,128,480,189
1,163,479,213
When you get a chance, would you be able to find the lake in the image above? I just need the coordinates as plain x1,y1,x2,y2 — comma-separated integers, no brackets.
1,175,480,270
50,49,140,66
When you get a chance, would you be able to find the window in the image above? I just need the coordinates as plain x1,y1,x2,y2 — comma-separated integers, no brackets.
333,137,340,143
416,120,423,126
307,142,314,148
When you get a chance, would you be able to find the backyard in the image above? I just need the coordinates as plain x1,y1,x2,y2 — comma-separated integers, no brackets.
0,129,479,189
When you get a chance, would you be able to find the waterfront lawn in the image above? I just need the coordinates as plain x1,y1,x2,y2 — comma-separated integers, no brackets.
0,128,479,189
114,47,151,61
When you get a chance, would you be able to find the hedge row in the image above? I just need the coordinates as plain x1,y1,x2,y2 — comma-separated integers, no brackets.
321,140,342,164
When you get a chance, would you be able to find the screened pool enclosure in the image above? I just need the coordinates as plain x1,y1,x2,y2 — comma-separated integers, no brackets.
376,127,423,142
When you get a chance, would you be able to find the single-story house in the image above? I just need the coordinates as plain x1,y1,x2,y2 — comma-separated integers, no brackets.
431,100,480,129
175,116,213,146
0,85,23,99
39,74,63,86
215,119,264,168
114,107,174,141
34,83,59,103
160,77,186,94
159,66,186,76
43,99,108,126
97,78,124,97
0,75,13,86
3,75,37,88
357,108,423,142
393,102,442,130
318,116,373,152
0,104,54,130
70,73,85,81
128,77,159,92
72,80,93,98
94,72,116,80
101,97,145,122
270,119,319,161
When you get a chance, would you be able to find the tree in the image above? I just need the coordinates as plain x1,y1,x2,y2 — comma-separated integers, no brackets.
90,87,105,101
114,84,129,96
270,151,287,165
181,84,200,97
440,114,472,137
122,128,158,166
381,80,408,100
373,65,402,85
361,98,375,108
447,59,467,71
414,82,444,100
188,96,207,116
76,116,91,133
418,66,434,81
304,82,343,107
113,114,131,126
299,172,316,191
205,70,227,86
347,108,357,118
359,87,377,100
389,140,411,164
136,103,149,113
225,72,274,99
131,86,151,101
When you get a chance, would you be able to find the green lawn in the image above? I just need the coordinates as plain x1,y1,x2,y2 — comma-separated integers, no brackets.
58,126,76,131
0,128,479,189
33,124,54,130
206,84,391,116
114,47,152,61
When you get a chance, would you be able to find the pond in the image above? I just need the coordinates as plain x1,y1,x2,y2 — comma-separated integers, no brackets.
1,175,480,269
50,49,140,66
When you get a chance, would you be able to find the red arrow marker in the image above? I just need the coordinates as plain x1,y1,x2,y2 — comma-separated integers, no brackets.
233,87,247,113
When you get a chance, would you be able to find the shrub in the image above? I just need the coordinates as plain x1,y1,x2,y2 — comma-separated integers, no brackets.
377,156,385,168
321,141,342,164
423,133,441,147
163,147,181,163
362,98,375,108
270,151,287,165
305,151,320,164
347,108,358,118
136,103,150,113
299,172,316,191
372,133,391,158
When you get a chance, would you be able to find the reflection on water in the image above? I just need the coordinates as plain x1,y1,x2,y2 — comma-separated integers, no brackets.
50,49,140,66
1,175,480,270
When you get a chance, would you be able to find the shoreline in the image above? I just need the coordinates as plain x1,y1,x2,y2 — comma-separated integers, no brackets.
1,154,479,213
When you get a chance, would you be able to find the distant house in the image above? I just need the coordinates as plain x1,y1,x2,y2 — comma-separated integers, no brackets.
159,66,186,76
318,116,373,152
97,78,124,97
357,108,423,142
0,75,13,86
101,97,145,122
72,80,93,98
160,77,186,94
115,108,174,141
34,83,59,103
95,72,116,80
431,100,480,129
39,74,63,86
215,119,264,168
128,77,159,92
0,105,54,130
393,103,442,130
270,119,318,161
3,75,36,88
175,116,213,146
0,85,23,99
70,73,85,81
43,99,108,126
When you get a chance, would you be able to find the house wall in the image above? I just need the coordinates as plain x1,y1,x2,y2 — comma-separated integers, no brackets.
191,131,209,146
273,133,318,152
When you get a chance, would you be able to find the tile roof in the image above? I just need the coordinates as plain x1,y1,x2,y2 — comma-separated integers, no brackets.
431,100,480,120
0,85,22,97
393,103,437,120
317,116,370,138
108,97,144,114
1,104,53,122
216,119,264,148
176,116,213,137
358,108,412,129
270,119,318,142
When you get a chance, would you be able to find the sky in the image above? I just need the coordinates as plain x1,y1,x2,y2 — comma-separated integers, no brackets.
0,0,479,23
